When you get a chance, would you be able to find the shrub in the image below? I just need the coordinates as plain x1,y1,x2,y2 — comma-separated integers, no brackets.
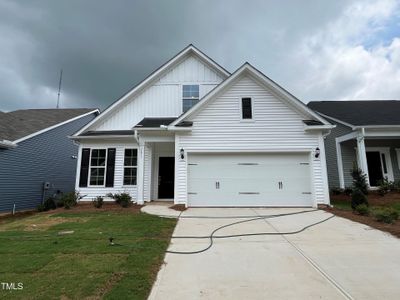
343,187,353,196
330,187,344,195
351,166,368,195
92,196,104,208
377,178,395,196
374,208,399,224
351,188,368,210
36,204,45,212
44,197,57,211
61,191,80,209
111,192,132,207
355,204,369,216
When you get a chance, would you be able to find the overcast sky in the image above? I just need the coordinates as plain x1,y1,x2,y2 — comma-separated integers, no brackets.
0,0,399,111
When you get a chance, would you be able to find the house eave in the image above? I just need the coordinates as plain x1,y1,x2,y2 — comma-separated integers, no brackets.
304,124,336,131
0,140,17,149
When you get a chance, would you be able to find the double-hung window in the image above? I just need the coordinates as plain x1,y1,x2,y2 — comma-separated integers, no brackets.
124,149,137,185
182,85,199,112
89,149,107,186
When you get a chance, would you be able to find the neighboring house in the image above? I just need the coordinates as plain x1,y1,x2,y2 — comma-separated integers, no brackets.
307,101,400,189
71,45,334,207
0,108,99,212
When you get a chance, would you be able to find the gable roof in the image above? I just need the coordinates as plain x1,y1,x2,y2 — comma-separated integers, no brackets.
171,63,332,127
0,108,98,142
74,44,231,136
307,101,400,127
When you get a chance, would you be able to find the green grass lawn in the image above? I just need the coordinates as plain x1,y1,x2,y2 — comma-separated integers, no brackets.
0,209,176,299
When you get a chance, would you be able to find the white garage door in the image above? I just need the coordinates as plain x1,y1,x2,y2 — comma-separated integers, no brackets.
187,153,312,207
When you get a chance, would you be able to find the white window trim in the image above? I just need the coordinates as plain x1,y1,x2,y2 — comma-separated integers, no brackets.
123,147,138,187
88,148,108,187
364,147,394,184
396,148,400,170
239,96,254,122
182,84,200,113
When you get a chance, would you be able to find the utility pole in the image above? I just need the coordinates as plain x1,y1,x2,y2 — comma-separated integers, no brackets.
57,69,63,109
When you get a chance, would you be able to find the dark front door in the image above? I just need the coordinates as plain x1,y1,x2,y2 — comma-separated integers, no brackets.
366,151,383,186
158,157,175,199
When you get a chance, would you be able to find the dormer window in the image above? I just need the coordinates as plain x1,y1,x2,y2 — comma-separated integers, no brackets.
183,85,199,112
241,97,252,119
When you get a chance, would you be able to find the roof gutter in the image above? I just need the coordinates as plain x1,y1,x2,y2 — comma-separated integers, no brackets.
0,139,17,149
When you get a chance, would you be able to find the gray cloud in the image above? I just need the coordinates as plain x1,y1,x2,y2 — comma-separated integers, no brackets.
0,0,397,112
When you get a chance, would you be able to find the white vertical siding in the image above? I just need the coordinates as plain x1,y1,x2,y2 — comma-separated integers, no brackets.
175,75,328,205
92,55,223,131
76,140,138,200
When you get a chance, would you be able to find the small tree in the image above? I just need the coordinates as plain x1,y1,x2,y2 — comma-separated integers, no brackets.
350,165,368,210
351,165,368,195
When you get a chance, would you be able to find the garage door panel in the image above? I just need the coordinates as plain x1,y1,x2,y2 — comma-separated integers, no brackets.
188,153,313,207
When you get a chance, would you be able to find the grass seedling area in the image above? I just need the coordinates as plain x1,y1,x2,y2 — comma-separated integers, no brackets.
0,205,176,299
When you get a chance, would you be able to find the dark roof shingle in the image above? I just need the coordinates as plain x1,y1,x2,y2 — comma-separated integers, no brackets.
307,101,400,126
0,108,96,141
134,117,177,128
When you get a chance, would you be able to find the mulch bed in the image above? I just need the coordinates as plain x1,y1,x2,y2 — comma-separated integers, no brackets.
169,204,187,211
325,192,400,239
0,202,144,223
46,202,144,214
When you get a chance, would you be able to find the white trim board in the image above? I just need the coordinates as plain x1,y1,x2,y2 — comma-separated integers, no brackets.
14,109,99,144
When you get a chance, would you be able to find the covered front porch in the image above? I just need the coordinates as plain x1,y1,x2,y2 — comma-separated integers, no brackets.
336,128,400,188
137,130,177,204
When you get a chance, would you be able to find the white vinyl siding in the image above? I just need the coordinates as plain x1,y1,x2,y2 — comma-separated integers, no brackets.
91,55,224,131
175,75,328,205
76,141,138,200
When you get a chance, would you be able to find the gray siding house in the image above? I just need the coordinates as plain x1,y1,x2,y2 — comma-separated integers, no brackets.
308,101,400,189
0,109,98,212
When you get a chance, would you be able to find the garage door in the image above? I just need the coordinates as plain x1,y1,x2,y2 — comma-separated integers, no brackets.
187,153,312,207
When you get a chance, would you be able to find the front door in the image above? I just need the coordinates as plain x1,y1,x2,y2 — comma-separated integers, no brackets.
366,151,383,186
158,157,175,199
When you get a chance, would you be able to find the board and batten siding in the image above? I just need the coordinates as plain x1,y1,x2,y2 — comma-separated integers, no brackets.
175,75,329,205
0,113,96,212
92,55,224,131
76,140,139,200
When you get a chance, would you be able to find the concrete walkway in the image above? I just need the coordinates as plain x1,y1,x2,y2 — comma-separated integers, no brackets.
144,206,400,300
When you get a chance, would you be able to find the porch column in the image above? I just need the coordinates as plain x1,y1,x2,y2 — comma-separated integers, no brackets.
356,131,370,187
336,139,345,188
137,141,145,204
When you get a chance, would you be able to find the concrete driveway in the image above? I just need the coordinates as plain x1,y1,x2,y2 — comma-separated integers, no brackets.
147,207,400,300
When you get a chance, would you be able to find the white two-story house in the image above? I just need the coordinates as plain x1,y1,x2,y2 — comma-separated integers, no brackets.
71,45,333,207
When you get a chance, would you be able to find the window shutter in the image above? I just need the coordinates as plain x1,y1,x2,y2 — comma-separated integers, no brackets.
105,148,116,187
79,148,90,187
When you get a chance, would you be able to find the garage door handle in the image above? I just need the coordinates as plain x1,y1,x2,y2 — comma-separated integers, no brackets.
278,181,283,189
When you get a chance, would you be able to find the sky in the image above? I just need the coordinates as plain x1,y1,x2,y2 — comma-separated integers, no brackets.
0,0,400,111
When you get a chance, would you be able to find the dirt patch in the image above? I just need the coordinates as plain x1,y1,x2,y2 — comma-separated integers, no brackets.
86,272,126,300
0,214,89,231
169,204,187,211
